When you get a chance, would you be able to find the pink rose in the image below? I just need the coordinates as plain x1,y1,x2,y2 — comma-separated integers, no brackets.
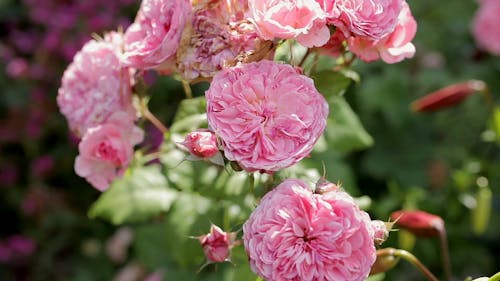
321,0,403,40
122,0,191,69
248,0,330,47
243,179,376,281
57,32,136,137
74,112,144,191
472,0,500,55
348,1,416,63
198,224,235,263
181,129,219,158
205,60,328,173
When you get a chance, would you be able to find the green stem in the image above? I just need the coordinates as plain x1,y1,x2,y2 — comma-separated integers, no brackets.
143,106,169,134
392,249,440,281
182,80,193,99
438,227,452,281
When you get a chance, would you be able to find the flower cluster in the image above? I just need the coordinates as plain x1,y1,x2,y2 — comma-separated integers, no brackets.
472,0,500,55
55,0,418,278
58,33,143,190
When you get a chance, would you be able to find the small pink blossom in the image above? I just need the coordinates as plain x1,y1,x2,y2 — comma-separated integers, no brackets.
181,129,219,158
472,0,500,55
122,0,191,69
321,0,403,40
199,224,235,263
348,1,417,63
57,32,136,137
205,60,328,173
243,179,376,281
74,112,144,191
249,0,330,47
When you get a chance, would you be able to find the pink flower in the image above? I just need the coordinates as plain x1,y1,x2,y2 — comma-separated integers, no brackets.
74,112,144,191
199,224,235,263
248,0,330,47
57,32,136,137
122,0,191,69
181,129,219,158
205,60,328,173
321,0,403,40
348,1,417,63
243,179,376,281
472,0,500,55
176,0,264,80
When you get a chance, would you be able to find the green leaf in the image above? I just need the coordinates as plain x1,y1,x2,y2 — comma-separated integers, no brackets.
173,96,207,123
88,165,178,224
313,70,353,98
325,96,373,152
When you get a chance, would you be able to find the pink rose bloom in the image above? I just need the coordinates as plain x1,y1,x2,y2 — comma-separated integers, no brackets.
248,0,330,47
205,60,328,173
74,112,144,191
320,0,403,40
199,224,235,263
348,1,417,63
177,0,264,80
472,0,500,55
181,129,219,158
57,33,136,137
243,179,376,281
122,0,190,69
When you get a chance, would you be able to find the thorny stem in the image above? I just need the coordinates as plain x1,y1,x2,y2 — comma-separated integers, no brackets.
182,80,193,99
143,106,169,134
298,48,312,68
438,227,452,281
378,248,439,281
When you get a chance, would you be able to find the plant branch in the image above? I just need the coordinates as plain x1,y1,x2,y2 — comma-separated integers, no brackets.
182,80,193,99
438,227,452,281
143,106,169,134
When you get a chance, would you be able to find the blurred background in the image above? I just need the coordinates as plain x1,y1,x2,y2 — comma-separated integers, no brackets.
0,0,499,280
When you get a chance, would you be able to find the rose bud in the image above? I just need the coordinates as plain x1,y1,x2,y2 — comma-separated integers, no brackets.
410,80,487,112
390,210,444,237
371,220,390,246
314,178,339,194
198,224,236,263
180,129,219,159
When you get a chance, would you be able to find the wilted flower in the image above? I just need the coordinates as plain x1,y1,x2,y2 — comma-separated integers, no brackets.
122,0,191,70
205,60,328,173
57,32,136,137
320,0,403,40
199,224,236,263
176,0,264,80
243,179,376,281
249,0,330,47
74,112,144,191
472,0,500,55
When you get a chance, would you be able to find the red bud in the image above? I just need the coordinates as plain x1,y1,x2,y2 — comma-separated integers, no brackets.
390,210,444,237
410,80,486,112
